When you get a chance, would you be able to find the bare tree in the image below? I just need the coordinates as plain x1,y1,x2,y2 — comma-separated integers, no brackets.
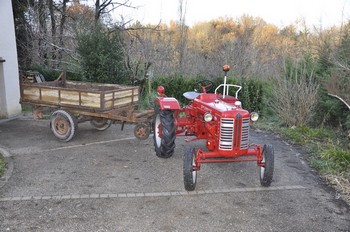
38,0,48,65
94,0,133,24
177,0,187,73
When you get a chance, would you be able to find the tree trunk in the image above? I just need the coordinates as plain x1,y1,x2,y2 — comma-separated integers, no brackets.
177,0,187,73
58,0,69,63
48,0,57,68
38,0,48,65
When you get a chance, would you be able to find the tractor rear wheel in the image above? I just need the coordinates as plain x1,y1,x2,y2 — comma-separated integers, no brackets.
183,145,197,191
153,108,175,158
259,144,274,187
50,109,78,142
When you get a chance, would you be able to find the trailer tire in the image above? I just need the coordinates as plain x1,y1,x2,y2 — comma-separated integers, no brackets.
50,110,78,142
90,118,112,131
134,123,150,140
183,145,197,191
260,144,274,187
153,108,175,158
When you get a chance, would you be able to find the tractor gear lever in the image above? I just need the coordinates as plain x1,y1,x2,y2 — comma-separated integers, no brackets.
222,65,230,98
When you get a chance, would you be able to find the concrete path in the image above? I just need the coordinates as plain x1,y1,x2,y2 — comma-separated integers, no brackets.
0,117,349,231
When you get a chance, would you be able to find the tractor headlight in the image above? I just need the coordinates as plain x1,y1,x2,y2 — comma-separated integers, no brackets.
204,113,213,122
250,112,259,122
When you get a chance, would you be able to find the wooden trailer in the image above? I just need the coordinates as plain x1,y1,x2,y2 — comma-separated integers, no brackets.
19,71,153,141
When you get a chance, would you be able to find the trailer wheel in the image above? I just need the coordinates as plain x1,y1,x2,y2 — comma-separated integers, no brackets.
50,110,78,142
134,123,150,140
90,118,112,131
183,145,197,191
260,144,274,187
153,108,175,158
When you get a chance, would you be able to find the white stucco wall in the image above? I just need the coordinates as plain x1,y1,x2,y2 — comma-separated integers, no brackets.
0,0,22,118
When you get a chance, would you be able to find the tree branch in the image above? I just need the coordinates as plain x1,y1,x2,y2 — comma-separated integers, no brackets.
328,93,350,110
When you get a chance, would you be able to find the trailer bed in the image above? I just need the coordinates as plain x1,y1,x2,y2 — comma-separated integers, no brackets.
20,80,139,112
19,71,153,141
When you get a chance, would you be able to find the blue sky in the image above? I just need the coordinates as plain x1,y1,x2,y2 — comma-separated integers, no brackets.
117,0,350,28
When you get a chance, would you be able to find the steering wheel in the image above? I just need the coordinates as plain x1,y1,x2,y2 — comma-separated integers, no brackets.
193,80,215,93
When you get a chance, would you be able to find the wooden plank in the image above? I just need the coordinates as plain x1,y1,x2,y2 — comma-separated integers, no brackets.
111,90,134,99
133,95,139,102
104,99,114,109
60,90,80,105
104,93,114,101
23,87,41,101
114,97,136,106
80,92,101,108
40,89,59,103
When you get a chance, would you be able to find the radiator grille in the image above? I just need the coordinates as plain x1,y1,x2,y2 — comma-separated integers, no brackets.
219,117,250,150
219,118,234,150
240,118,250,149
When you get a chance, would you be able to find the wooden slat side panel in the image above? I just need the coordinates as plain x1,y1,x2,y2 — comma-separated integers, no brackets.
22,87,41,101
104,93,114,108
114,97,137,106
113,89,139,106
80,92,101,108
40,89,59,103
112,90,134,99
60,90,80,105
21,83,140,111
104,93,114,101
133,95,139,102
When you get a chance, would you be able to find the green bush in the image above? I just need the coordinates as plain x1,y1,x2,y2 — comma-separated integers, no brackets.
27,64,82,81
76,26,129,84
140,90,158,110
151,75,265,111
151,75,200,105
312,87,350,131
239,79,264,113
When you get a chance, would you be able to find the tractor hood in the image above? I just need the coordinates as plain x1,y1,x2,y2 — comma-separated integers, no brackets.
192,94,250,118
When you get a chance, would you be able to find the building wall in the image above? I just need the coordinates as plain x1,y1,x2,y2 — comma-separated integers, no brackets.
0,0,22,118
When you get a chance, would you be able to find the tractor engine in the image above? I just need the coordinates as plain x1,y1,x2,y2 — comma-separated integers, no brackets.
176,96,252,157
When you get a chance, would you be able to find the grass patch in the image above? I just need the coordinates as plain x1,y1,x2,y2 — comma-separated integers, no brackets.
254,119,350,203
21,104,51,120
0,153,5,178
277,126,349,176
21,103,33,112
280,126,334,145
251,115,281,133
311,145,350,174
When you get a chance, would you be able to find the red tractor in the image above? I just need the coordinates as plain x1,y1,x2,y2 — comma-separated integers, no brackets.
153,65,274,191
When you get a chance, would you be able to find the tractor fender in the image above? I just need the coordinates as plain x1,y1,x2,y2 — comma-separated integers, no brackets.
155,97,181,110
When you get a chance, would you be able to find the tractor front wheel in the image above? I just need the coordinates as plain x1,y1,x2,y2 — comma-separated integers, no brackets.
259,144,274,187
183,145,197,191
153,109,176,158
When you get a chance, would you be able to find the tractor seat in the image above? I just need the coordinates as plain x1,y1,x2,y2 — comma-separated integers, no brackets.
183,91,201,100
